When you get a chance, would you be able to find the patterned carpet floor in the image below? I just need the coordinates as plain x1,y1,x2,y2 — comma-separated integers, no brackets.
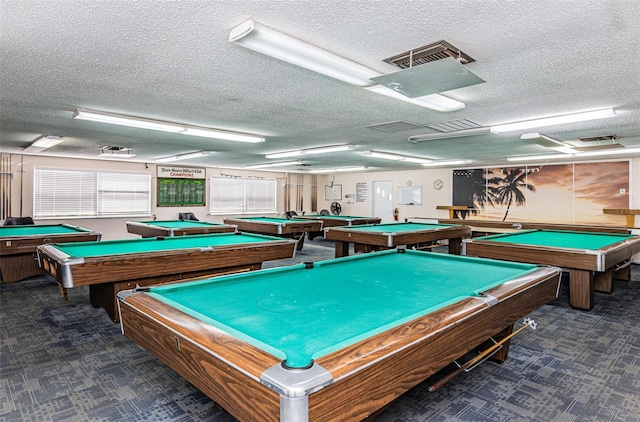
1,238,639,421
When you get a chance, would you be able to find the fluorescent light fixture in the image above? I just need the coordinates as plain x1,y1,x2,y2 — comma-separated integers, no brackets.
230,20,379,87
408,127,491,143
156,151,210,163
32,135,63,148
507,154,569,162
520,133,580,154
230,20,464,112
73,108,265,143
245,160,302,169
365,85,464,112
310,166,367,173
265,144,355,159
23,135,63,153
421,159,472,167
574,146,640,158
491,108,616,133
365,150,433,164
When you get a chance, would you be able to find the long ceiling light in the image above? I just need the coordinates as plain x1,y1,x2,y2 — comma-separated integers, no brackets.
156,151,210,163
408,127,491,142
265,144,355,159
73,109,265,143
365,150,433,164
421,159,472,167
245,160,302,169
310,167,367,173
365,85,464,112
229,20,464,112
507,146,640,162
507,154,569,162
23,135,63,153
491,108,616,133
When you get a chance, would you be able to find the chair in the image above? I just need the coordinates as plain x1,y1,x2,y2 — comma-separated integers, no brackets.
4,216,35,225
319,209,330,216
285,211,298,219
178,212,199,221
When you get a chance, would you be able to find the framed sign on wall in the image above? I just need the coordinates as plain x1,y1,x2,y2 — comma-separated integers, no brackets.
157,166,206,207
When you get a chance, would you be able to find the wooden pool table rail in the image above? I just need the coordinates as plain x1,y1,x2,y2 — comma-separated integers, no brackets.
118,266,560,422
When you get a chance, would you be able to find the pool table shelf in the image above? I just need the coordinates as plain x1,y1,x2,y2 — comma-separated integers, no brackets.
118,250,561,422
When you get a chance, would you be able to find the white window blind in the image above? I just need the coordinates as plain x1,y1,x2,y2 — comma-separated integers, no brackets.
210,177,276,214
34,168,150,218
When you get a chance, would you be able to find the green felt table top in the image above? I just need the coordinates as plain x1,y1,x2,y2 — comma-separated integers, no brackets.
334,222,458,233
148,249,539,368
0,224,92,237
476,229,636,250
233,217,308,224
134,220,229,228
50,232,286,258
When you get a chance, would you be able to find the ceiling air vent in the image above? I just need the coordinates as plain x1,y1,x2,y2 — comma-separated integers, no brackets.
425,119,484,133
579,134,619,142
383,40,476,69
367,120,423,133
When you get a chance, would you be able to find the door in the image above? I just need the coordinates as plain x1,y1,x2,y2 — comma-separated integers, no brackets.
372,180,394,223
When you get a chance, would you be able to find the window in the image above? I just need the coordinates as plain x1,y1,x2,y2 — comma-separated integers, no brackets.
210,177,276,214
34,168,150,218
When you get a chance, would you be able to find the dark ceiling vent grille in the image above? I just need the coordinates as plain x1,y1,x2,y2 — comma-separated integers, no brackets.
426,119,483,133
367,120,423,133
383,40,476,69
101,145,131,152
579,134,619,142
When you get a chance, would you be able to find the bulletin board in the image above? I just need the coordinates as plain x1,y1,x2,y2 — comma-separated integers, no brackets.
157,178,206,207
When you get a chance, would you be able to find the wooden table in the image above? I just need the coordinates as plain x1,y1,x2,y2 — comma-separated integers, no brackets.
603,209,640,228
118,249,560,422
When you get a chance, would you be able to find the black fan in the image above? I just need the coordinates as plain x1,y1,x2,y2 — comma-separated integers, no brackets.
330,202,342,215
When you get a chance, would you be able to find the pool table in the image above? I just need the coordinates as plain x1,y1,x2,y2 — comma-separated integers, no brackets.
37,232,296,322
463,229,640,310
117,249,561,422
295,214,382,240
324,222,471,258
126,220,236,237
223,217,323,250
0,224,101,283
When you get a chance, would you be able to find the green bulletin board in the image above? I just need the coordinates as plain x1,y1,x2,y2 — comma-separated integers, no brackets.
156,166,206,207
157,178,205,206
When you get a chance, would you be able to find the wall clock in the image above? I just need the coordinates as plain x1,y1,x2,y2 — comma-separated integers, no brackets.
433,179,443,190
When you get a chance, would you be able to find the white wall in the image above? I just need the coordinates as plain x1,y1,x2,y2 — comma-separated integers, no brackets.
7,155,292,240
5,154,640,240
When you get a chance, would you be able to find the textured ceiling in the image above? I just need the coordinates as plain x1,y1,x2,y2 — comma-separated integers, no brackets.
1,0,639,172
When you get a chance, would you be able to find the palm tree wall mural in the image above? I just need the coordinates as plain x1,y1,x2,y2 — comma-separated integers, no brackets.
493,168,536,221
452,161,630,225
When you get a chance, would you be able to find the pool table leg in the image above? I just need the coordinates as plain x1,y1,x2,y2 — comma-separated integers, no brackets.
569,269,594,311
293,233,305,250
334,241,350,258
447,238,462,255
594,269,614,294
614,264,631,281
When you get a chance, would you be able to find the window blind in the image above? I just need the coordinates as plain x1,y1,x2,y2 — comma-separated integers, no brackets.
210,177,276,214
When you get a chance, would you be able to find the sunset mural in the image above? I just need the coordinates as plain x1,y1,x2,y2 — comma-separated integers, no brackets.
452,161,630,225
